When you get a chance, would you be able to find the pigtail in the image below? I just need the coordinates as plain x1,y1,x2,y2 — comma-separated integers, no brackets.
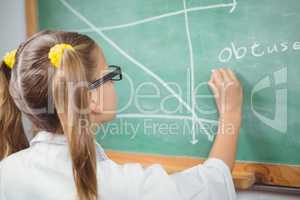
52,48,98,200
0,61,29,160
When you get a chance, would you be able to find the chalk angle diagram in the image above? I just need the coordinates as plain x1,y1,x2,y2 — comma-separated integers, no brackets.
60,0,239,144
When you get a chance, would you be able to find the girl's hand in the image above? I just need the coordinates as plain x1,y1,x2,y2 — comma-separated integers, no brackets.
208,68,243,121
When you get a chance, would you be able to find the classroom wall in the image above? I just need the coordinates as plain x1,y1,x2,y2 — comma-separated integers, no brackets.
0,0,26,56
0,1,298,199
0,0,32,138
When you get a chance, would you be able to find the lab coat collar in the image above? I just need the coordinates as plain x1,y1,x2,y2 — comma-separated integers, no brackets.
30,130,109,161
30,130,67,146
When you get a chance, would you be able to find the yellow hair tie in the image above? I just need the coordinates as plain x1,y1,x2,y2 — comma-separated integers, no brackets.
3,49,17,69
48,43,74,68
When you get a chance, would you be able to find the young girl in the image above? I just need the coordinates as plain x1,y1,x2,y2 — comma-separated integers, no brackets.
0,31,243,200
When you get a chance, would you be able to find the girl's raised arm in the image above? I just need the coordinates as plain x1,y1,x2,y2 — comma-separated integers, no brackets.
208,68,243,171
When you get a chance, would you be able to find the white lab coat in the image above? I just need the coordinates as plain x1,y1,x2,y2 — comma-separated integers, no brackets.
0,131,236,200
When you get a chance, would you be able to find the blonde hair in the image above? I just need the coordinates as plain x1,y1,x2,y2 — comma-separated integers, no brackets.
0,60,29,159
6,30,99,200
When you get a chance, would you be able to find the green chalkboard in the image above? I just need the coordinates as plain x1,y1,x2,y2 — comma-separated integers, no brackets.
38,0,300,165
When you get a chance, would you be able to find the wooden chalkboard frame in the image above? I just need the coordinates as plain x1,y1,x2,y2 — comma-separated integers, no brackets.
25,0,300,190
106,151,300,190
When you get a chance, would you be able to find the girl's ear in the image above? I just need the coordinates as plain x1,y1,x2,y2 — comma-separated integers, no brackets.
89,90,102,114
90,100,102,114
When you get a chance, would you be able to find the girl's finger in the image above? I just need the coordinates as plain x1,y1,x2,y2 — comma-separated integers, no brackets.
212,69,224,86
227,69,238,82
209,72,215,85
220,68,231,83
208,80,219,97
